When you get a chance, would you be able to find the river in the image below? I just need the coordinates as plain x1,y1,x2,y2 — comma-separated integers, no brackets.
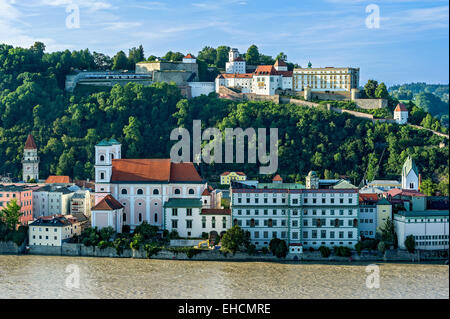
0,255,448,299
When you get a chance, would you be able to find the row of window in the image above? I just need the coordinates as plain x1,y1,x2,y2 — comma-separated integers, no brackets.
296,230,355,240
413,235,449,240
234,208,355,216
235,197,354,205
120,188,196,196
171,218,227,229
234,218,358,228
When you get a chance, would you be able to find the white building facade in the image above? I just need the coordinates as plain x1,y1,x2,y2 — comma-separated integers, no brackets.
93,139,206,230
225,48,246,74
29,216,81,246
394,103,408,124
231,187,360,251
293,67,360,92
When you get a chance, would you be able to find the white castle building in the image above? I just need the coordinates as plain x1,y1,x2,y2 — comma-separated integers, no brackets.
216,48,293,96
22,134,40,182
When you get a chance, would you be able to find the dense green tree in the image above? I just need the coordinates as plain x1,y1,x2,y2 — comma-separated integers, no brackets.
404,235,416,253
364,80,378,98
197,46,216,65
245,45,260,65
0,199,22,230
221,225,249,254
215,45,230,69
112,51,129,70
375,82,389,99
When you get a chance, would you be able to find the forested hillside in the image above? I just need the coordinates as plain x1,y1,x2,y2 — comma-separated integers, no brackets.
0,43,448,194
389,83,449,127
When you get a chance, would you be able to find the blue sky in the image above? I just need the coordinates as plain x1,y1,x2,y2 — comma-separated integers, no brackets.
0,0,449,85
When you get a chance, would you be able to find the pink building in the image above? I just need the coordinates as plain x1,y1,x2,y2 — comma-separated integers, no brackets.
0,184,34,225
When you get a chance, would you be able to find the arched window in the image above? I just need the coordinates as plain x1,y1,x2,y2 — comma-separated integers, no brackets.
123,213,126,222
100,155,105,162
174,188,181,195
137,189,144,195
154,213,158,223
188,189,195,195
153,189,159,195
121,189,128,195
138,213,142,222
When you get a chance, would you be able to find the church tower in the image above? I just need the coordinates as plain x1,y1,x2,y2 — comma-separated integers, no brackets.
94,138,122,204
401,156,419,191
22,134,39,182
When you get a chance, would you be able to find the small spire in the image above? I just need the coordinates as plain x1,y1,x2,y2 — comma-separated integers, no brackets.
24,134,37,149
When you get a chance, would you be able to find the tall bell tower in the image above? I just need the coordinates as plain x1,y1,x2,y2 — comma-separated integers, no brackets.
94,138,122,204
22,134,40,182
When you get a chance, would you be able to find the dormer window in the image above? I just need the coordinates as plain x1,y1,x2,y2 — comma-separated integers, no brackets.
174,188,181,195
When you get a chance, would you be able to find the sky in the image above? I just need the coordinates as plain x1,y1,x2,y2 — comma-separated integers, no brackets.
0,0,449,86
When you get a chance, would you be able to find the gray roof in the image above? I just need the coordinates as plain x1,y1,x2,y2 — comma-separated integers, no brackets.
395,210,449,218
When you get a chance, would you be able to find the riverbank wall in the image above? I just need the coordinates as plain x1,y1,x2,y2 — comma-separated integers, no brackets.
16,243,448,263
0,241,26,254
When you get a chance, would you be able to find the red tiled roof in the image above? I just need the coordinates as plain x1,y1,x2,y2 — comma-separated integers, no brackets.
233,57,245,62
24,134,37,149
184,53,195,59
170,162,203,182
385,188,426,198
202,188,211,196
111,159,202,182
45,176,71,184
201,209,231,215
274,59,287,67
359,193,379,202
276,70,293,77
273,174,283,181
92,195,123,211
236,172,246,176
220,171,230,176
394,103,408,112
254,65,278,76
217,73,253,79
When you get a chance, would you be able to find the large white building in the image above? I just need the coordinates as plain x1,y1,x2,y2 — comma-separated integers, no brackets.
22,134,40,182
29,215,81,246
225,48,246,74
31,185,75,218
93,139,206,230
394,210,449,250
293,66,360,92
230,173,360,251
216,61,293,96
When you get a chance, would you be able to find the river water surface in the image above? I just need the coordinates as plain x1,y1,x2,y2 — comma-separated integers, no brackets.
0,255,448,299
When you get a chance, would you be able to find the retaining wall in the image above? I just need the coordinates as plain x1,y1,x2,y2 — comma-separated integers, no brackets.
0,241,26,254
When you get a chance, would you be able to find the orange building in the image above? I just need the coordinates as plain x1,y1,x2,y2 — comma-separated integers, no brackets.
0,184,34,225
